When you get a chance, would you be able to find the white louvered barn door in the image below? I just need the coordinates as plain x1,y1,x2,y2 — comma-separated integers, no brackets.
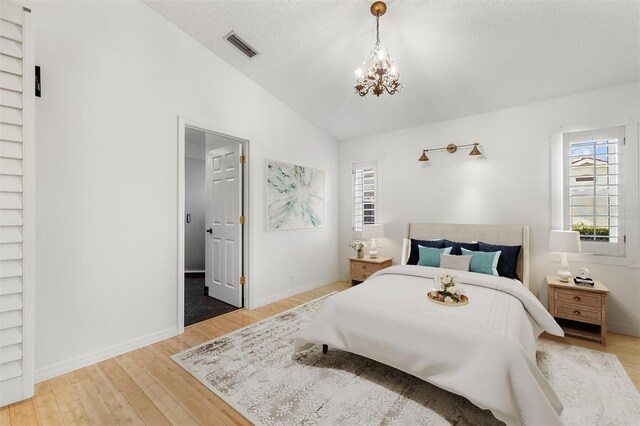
0,0,34,406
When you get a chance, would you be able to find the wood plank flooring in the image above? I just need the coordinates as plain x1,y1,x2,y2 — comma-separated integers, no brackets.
2,280,639,425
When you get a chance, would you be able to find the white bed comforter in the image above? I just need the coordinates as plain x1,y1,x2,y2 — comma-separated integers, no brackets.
294,265,565,426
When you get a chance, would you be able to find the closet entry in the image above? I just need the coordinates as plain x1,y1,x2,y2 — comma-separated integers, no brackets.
0,0,34,406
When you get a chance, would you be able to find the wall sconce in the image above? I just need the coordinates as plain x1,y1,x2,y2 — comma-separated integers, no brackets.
418,143,482,162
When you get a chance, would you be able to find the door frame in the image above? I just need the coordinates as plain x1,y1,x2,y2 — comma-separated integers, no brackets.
177,117,250,334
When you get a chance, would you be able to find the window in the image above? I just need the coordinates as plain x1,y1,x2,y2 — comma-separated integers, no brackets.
352,161,377,232
563,127,625,256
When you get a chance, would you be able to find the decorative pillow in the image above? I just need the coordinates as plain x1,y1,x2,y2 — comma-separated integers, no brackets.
443,239,480,255
478,242,521,280
440,254,471,272
418,246,453,267
407,239,445,265
461,248,501,276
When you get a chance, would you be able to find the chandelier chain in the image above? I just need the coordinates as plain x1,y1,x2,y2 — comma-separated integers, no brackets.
375,13,380,45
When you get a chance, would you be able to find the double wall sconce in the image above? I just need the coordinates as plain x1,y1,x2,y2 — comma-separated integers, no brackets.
418,143,482,162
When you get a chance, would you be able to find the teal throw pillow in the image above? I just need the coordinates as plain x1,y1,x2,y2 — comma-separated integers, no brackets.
418,246,453,267
460,248,501,276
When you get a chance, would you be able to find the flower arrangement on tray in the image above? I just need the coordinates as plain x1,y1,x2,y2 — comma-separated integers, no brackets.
428,272,468,306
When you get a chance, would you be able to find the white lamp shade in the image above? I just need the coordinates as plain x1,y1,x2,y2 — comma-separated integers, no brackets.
549,230,581,253
363,224,384,239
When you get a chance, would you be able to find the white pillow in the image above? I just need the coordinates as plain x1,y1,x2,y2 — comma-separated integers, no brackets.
440,254,471,272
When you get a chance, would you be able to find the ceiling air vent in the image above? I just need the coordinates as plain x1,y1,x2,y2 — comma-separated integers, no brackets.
224,31,259,58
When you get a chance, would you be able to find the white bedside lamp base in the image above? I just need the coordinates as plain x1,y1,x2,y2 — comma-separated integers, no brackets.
549,230,581,283
557,252,572,282
368,239,378,259
363,224,384,260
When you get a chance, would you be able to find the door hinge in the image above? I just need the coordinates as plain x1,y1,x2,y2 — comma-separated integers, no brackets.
239,215,246,224
240,276,246,285
624,235,627,243
239,155,246,164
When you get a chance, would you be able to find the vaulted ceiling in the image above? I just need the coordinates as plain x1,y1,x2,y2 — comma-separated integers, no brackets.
144,0,640,141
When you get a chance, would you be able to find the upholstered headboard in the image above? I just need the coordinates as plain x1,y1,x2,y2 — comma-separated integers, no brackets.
401,223,530,289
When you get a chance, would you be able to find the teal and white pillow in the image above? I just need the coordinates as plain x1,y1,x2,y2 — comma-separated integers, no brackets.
418,246,453,267
460,248,501,276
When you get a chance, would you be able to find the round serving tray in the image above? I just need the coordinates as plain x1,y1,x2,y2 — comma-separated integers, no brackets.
427,292,469,307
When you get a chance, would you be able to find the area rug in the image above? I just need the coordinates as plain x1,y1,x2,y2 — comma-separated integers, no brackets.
172,294,640,425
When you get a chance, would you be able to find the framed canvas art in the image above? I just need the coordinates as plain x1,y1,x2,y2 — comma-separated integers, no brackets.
266,160,325,230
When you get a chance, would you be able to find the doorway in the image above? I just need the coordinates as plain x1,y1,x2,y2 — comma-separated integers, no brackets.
180,123,248,329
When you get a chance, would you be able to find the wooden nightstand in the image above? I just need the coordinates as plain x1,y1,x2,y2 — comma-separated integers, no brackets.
546,275,610,345
349,256,392,285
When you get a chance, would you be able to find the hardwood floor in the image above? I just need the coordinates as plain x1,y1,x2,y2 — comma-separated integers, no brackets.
2,280,638,425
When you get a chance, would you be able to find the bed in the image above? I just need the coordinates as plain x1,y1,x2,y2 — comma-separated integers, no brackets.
294,223,565,426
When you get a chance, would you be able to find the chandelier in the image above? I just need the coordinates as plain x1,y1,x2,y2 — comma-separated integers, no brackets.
354,1,402,97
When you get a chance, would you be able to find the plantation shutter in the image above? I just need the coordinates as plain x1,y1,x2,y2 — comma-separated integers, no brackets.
352,161,377,232
563,127,625,257
0,0,34,406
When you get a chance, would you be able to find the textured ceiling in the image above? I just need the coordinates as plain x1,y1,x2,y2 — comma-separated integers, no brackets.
143,0,640,141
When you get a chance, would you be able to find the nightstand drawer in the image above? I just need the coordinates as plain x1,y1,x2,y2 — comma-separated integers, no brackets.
555,304,601,324
351,261,380,275
351,270,374,282
555,289,601,309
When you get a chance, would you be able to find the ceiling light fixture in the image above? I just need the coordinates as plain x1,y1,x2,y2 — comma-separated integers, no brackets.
354,1,402,97
418,143,483,162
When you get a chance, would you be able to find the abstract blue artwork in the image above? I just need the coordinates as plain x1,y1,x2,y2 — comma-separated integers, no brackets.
266,160,325,230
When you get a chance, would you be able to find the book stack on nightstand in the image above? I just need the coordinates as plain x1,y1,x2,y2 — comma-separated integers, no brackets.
349,256,392,286
546,275,610,345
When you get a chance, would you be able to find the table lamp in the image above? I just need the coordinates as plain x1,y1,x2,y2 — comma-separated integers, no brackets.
362,224,384,259
549,230,582,282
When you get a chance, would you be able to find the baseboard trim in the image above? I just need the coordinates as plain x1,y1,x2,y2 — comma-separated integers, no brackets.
608,322,640,338
250,277,339,309
34,327,178,383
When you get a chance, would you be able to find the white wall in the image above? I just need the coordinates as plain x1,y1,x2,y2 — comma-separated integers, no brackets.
184,157,205,272
185,132,205,272
33,0,339,380
184,164,205,272
339,82,640,336
185,127,206,161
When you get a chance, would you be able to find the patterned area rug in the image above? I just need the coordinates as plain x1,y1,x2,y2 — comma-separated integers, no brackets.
172,294,640,425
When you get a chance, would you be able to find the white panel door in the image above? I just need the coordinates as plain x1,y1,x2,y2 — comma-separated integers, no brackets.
0,0,33,406
205,143,243,307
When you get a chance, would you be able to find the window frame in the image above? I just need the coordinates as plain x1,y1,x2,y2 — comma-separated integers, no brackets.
562,126,626,257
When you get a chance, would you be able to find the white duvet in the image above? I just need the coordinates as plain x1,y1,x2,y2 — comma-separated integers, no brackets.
294,265,565,426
